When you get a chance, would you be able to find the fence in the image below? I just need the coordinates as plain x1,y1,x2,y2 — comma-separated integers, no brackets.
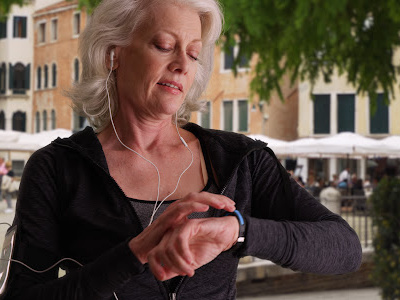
339,195,373,249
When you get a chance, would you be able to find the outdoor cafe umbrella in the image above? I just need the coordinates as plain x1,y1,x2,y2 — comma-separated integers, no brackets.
251,132,397,159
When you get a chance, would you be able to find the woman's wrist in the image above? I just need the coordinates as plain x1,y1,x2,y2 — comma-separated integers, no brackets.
128,237,148,265
225,210,246,251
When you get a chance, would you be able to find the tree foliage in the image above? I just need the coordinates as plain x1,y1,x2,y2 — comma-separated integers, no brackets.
4,0,400,109
370,176,400,299
220,0,400,110
0,0,24,20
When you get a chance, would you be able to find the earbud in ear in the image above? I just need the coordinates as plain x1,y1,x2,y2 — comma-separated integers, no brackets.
110,49,115,68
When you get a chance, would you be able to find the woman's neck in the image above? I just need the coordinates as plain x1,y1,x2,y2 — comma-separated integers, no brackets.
98,113,183,154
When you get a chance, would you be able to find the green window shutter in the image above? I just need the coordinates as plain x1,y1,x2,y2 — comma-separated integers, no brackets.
0,20,7,39
25,64,30,89
370,94,389,134
0,63,5,93
12,17,16,37
21,17,27,38
201,102,210,128
223,101,233,131
313,94,330,134
224,46,234,70
238,100,248,131
9,63,14,89
52,64,57,87
338,94,355,132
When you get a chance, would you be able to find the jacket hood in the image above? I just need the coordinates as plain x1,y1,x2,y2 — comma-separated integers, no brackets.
52,126,110,172
51,123,268,189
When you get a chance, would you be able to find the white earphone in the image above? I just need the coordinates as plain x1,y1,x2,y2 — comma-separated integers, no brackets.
110,49,115,68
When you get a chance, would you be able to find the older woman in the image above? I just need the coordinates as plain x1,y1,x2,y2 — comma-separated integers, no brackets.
5,0,362,299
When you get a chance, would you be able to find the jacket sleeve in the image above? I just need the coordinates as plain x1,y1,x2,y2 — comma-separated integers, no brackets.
4,147,145,300
241,149,362,274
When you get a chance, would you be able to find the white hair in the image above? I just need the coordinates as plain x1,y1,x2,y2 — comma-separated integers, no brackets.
67,0,223,132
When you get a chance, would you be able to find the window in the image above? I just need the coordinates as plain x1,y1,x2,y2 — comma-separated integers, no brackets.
35,111,40,132
52,63,57,87
222,99,249,132
44,65,48,88
74,58,79,82
73,112,86,132
238,100,248,132
10,63,30,94
51,19,58,41
224,46,234,70
313,94,330,134
223,100,233,131
0,63,6,94
37,66,41,89
38,22,46,43
43,110,47,130
11,160,25,177
0,111,5,130
223,45,249,71
337,94,355,132
0,19,7,39
51,109,56,129
199,101,211,128
370,93,389,134
13,16,27,38
73,13,81,36
12,111,26,132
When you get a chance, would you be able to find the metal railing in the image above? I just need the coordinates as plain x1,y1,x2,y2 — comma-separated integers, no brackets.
339,195,373,249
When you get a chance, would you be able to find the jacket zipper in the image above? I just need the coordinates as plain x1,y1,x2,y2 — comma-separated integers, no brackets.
169,293,177,300
55,138,266,299
166,147,262,300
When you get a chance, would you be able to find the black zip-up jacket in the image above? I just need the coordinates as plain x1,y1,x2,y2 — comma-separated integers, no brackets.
5,123,362,299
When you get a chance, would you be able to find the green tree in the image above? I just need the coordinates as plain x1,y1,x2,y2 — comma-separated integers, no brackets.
370,176,400,299
220,0,400,110
5,0,400,110
0,0,24,19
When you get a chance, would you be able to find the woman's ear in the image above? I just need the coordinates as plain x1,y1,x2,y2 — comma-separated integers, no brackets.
106,47,120,70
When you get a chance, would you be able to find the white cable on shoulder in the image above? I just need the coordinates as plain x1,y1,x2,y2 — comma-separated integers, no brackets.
105,66,193,227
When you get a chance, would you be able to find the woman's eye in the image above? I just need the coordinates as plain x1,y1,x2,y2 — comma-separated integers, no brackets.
156,45,171,52
188,54,198,61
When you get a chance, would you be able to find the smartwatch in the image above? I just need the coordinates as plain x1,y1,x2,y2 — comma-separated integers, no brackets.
226,210,246,252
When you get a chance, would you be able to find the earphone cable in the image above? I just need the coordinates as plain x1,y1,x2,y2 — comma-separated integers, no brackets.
105,63,193,227
148,117,194,225
1,257,119,300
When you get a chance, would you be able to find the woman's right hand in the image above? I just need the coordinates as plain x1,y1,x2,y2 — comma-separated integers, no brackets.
128,192,236,266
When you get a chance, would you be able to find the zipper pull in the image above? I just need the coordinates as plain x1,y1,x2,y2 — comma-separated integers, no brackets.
169,293,177,300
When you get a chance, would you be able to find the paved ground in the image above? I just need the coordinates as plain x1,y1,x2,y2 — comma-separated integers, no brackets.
237,287,381,300
0,199,382,300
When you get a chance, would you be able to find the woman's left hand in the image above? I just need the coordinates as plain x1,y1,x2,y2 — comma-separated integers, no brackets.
147,216,239,281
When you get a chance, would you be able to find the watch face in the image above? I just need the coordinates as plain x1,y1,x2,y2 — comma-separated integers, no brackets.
0,226,17,295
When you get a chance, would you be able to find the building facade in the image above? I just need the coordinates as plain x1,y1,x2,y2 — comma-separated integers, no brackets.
298,67,400,184
0,2,34,133
191,45,298,140
33,0,87,132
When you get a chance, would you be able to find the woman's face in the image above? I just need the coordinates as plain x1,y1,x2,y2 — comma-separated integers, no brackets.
114,3,202,122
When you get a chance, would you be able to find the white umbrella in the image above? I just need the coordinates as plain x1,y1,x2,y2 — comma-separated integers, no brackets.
318,132,382,157
0,129,72,152
0,130,22,143
379,136,400,158
247,134,290,154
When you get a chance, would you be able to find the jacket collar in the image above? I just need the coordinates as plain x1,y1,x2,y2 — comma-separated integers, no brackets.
52,123,268,188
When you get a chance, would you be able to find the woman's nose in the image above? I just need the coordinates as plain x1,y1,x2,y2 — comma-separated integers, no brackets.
168,51,189,74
